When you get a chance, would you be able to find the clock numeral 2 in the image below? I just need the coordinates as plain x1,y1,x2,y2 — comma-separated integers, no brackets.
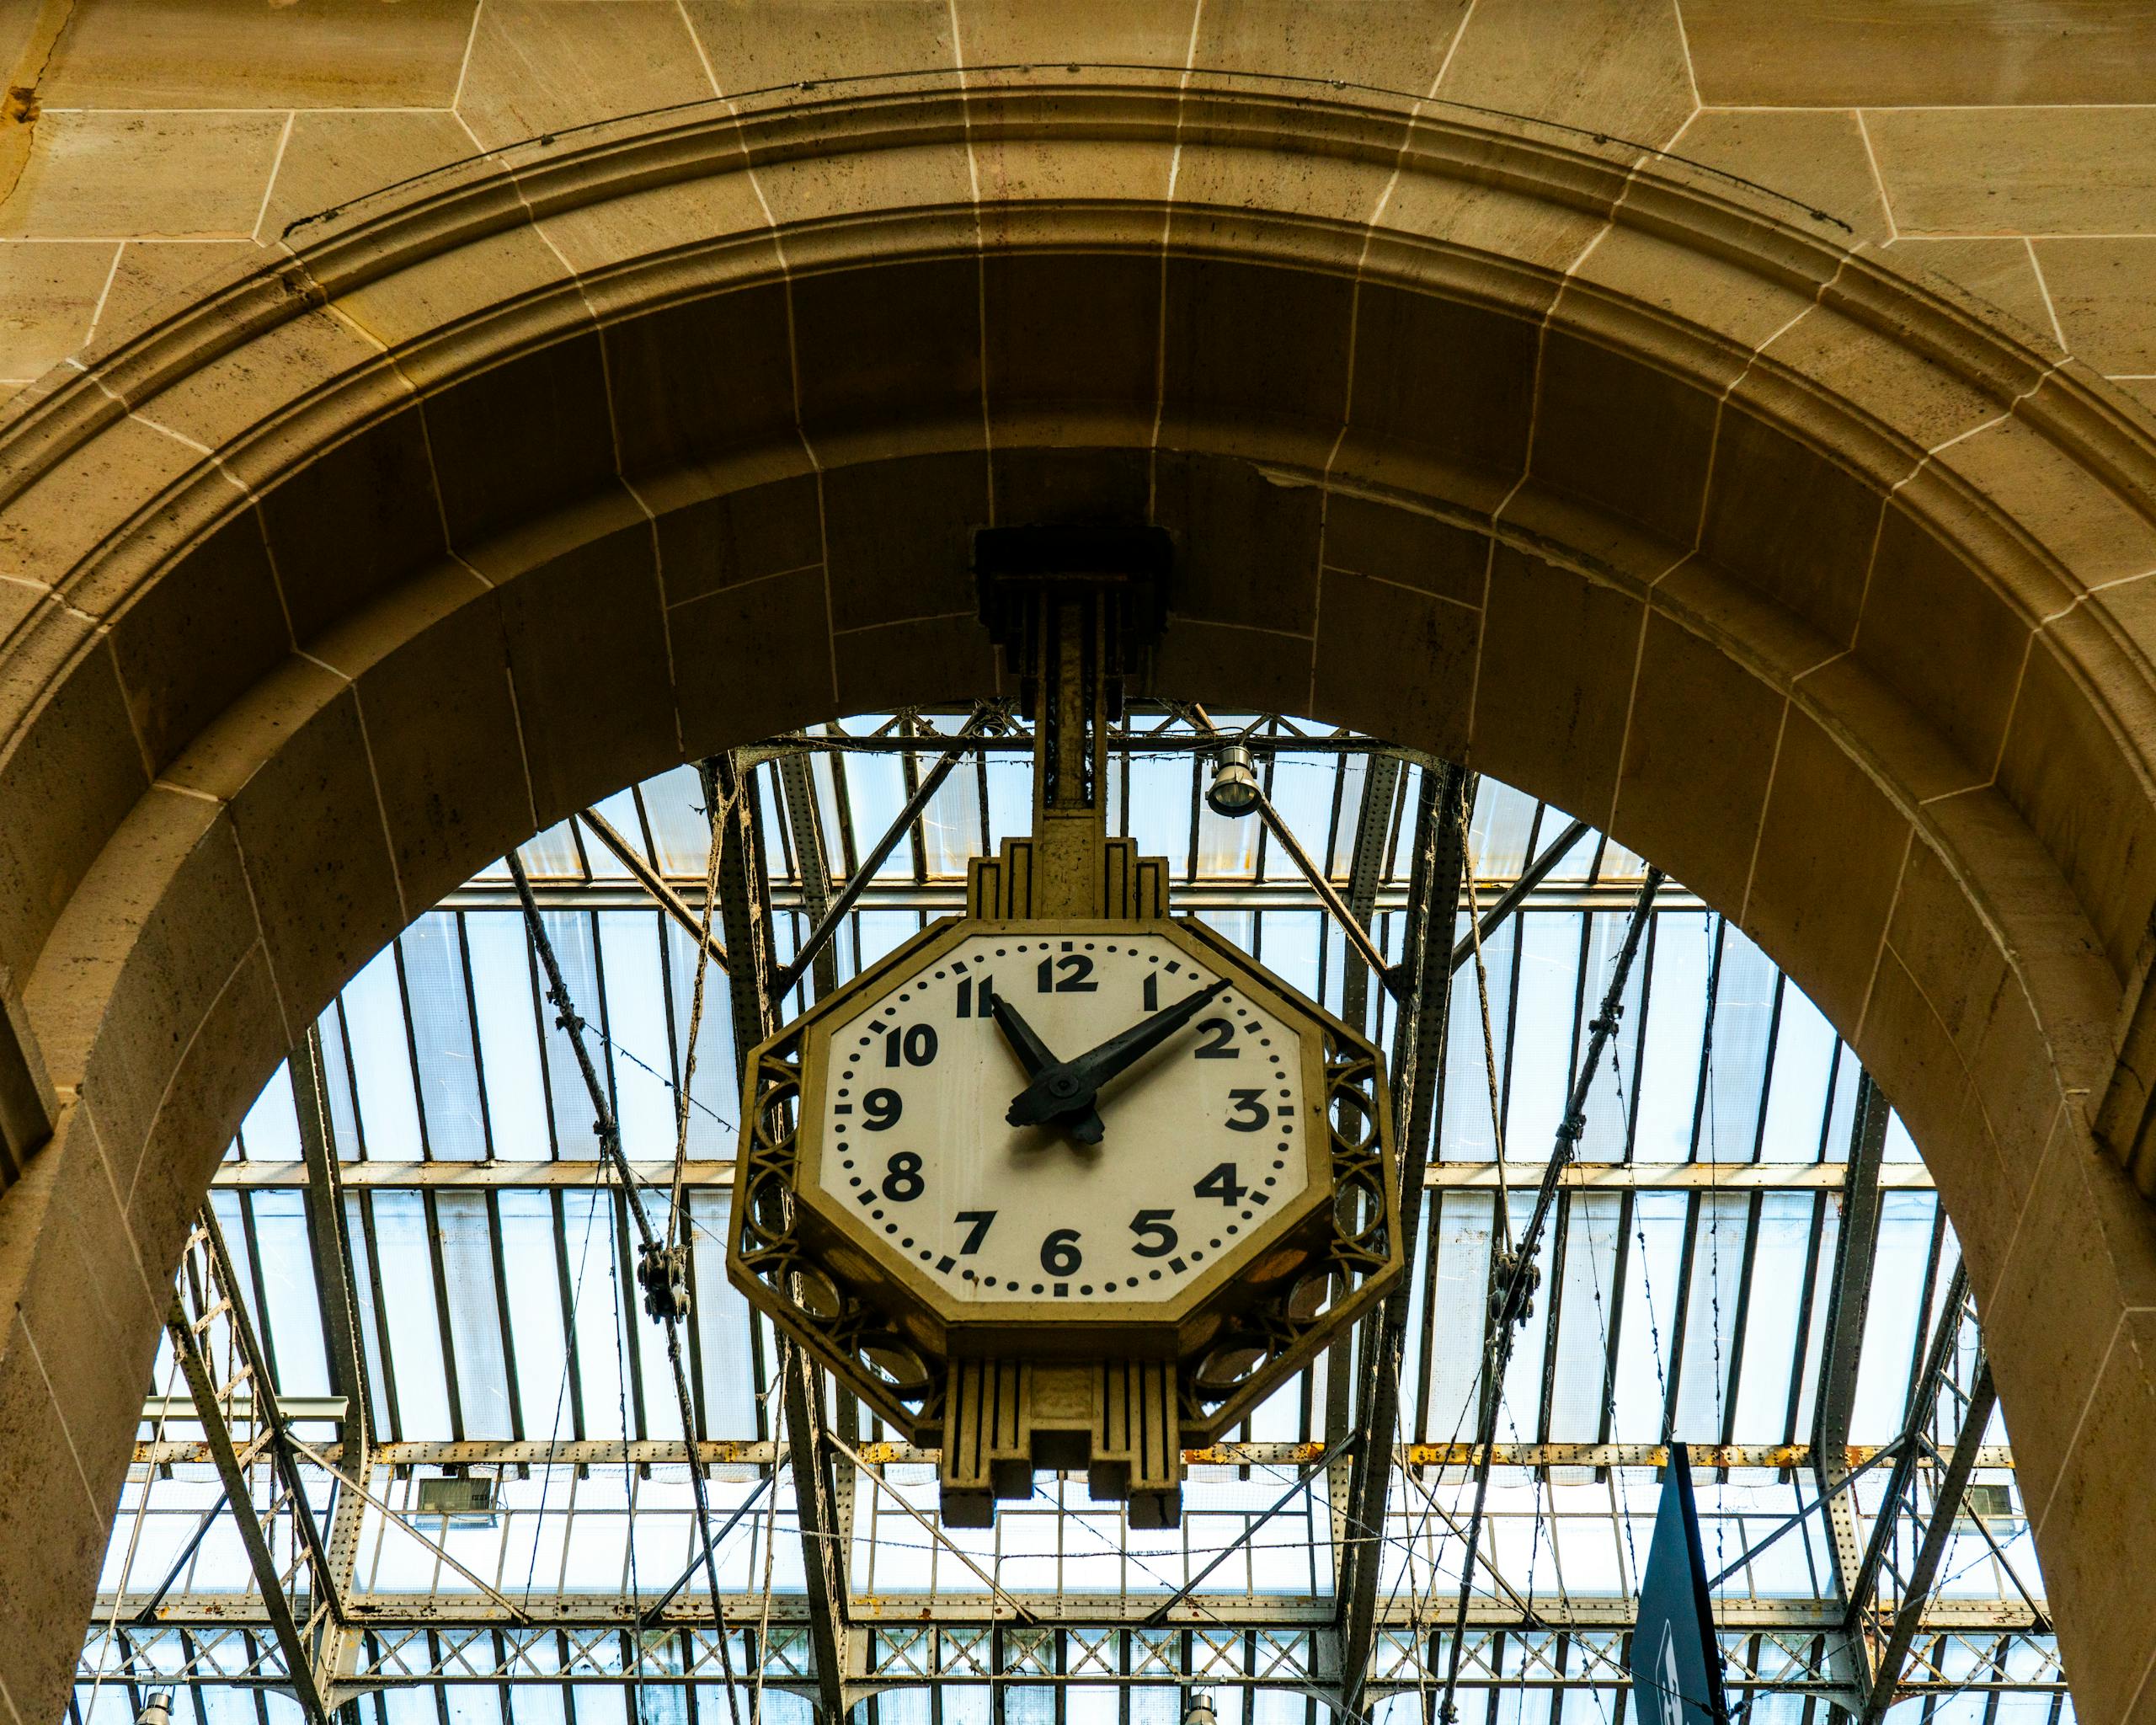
1039,1228,1083,1275
955,975,1000,1017
1193,1017,1239,1059
1194,1162,1247,1206
954,1210,996,1253
1225,1088,1270,1131
883,1023,938,1067
881,1151,924,1202
862,1088,903,1130
1129,1209,1178,1258
1037,954,1097,992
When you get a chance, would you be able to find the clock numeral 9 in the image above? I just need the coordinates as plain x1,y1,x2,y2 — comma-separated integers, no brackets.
883,1023,937,1067
1225,1088,1270,1131
881,1151,924,1202
1039,1228,1083,1275
1129,1209,1177,1258
1037,954,1097,993
1193,1017,1239,1059
862,1088,903,1130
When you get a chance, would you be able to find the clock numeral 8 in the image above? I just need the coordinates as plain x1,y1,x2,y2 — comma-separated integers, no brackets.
1039,1228,1083,1276
862,1088,903,1130
881,1151,924,1202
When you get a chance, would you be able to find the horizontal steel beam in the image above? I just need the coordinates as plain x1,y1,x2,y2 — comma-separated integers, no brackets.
208,1156,1941,1193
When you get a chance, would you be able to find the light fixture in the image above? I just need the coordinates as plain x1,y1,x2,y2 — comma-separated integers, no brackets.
1205,744,1260,817
1183,1692,1219,1725
137,1693,173,1725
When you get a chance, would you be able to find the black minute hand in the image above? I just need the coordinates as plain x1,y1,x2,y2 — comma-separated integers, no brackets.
1006,977,1230,1130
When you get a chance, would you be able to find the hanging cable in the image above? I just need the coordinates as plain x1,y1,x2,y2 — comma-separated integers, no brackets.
1436,863,1663,1723
507,853,744,1725
1456,775,1514,1256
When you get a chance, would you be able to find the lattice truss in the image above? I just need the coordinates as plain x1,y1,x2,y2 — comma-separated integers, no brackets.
75,710,2067,1725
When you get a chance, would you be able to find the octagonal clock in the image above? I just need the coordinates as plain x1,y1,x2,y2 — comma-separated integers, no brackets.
728,905,1402,1526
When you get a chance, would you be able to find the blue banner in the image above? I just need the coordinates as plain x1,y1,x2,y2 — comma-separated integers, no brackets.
1630,1442,1730,1725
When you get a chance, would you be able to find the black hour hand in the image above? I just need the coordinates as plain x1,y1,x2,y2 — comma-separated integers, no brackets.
991,996,1105,1144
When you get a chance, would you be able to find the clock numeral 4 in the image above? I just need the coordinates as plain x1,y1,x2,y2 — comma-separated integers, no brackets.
1193,1017,1239,1059
881,1151,924,1202
955,975,1000,1017
1039,1228,1083,1275
1037,954,1097,992
1194,1162,1247,1206
1225,1088,1270,1131
883,1023,938,1067
1129,1209,1178,1258
954,1210,996,1253
862,1088,903,1130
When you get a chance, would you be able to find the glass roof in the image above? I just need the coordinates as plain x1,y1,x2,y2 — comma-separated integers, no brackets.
79,710,2062,1725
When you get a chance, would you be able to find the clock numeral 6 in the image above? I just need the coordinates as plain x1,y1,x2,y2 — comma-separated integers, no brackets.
881,1151,924,1202
1193,1017,1239,1059
883,1023,937,1067
1225,1088,1270,1131
862,1088,903,1130
1129,1209,1178,1258
954,1210,996,1253
1039,1228,1083,1276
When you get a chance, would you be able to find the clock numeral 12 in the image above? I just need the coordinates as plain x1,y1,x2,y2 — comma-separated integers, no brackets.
1037,954,1097,992
955,975,1000,1017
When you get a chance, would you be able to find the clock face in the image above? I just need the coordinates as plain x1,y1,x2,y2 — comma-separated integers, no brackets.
803,924,1320,1307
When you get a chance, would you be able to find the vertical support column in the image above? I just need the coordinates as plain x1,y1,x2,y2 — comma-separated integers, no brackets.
1028,595,1112,916
708,756,851,1725
1813,1072,1890,1712
291,1028,371,1714
1334,763,1471,1718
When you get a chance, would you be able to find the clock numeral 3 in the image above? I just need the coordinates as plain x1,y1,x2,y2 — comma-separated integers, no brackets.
1193,1017,1239,1059
881,1151,924,1202
1037,954,1097,993
1039,1228,1083,1275
883,1023,938,1067
1194,1162,1247,1206
1129,1209,1178,1258
862,1088,904,1130
955,975,1000,1017
1225,1088,1270,1131
954,1210,996,1253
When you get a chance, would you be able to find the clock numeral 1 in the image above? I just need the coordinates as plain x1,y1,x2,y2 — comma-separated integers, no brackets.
884,1023,938,1067
1129,1209,1178,1258
1039,1228,1083,1275
1194,1162,1247,1206
954,1210,996,1253
956,975,1000,1017
1143,972,1158,1011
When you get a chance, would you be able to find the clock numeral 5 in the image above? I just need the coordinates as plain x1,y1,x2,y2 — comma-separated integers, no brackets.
883,1023,938,1067
862,1088,903,1130
1039,1228,1083,1275
954,1210,996,1253
1037,954,1097,993
1129,1209,1178,1258
881,1151,924,1202
1225,1088,1270,1131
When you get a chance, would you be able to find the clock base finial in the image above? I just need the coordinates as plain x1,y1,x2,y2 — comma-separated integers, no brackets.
940,1357,1184,1529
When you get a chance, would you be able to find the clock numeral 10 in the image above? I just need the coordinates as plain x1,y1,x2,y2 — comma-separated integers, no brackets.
955,975,1000,1017
883,1024,937,1067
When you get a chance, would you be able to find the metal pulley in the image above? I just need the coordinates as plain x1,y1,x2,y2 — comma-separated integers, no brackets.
1489,1249,1541,1328
638,1241,693,1322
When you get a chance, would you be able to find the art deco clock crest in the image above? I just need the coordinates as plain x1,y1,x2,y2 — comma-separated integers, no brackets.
728,528,1402,1526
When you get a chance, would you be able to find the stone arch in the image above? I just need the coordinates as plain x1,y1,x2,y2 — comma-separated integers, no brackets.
3,72,2155,1723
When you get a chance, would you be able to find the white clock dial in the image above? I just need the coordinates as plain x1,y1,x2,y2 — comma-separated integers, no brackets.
809,928,1312,1305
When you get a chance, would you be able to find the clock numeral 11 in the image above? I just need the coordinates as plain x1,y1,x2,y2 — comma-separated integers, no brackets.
954,975,1000,1017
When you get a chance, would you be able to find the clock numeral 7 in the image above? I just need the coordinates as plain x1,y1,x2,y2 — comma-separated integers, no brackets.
1225,1088,1270,1131
1129,1209,1178,1257
954,1210,996,1253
